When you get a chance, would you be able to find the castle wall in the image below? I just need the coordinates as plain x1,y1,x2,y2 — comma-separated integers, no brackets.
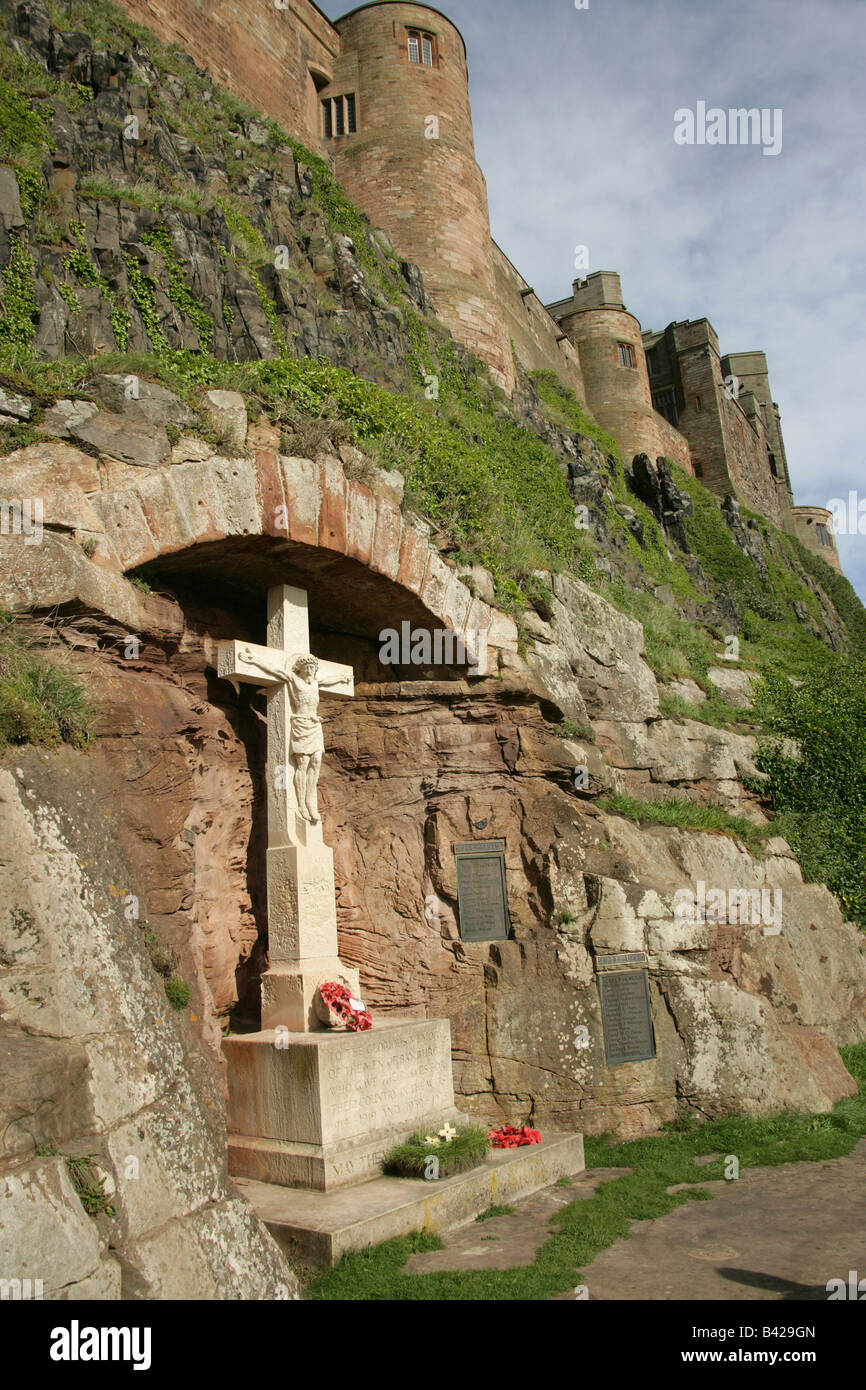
723,350,795,526
116,0,338,150
491,242,585,401
332,3,514,392
670,322,785,527
654,413,693,473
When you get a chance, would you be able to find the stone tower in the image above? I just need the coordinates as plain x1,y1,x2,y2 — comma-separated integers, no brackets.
330,2,514,392
790,506,842,573
721,350,795,523
547,272,689,469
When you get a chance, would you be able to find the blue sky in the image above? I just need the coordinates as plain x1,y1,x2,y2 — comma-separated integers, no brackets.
323,1,866,598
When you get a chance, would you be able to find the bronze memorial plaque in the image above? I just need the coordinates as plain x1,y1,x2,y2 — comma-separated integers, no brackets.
598,969,656,1065
454,840,510,943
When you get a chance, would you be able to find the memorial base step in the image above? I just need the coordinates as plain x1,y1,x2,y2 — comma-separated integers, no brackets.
234,1130,585,1269
223,1017,459,1192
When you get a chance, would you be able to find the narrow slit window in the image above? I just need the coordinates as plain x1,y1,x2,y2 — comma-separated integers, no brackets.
695,394,703,412
345,93,357,133
422,34,433,65
322,99,332,139
334,96,345,136
408,32,420,63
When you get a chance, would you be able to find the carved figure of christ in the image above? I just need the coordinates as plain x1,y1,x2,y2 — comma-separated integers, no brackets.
217,585,354,842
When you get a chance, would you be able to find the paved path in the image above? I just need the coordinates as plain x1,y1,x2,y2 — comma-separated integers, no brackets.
404,1139,866,1300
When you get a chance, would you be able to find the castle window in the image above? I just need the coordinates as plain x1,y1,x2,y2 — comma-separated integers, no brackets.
695,394,703,412
408,30,436,65
768,451,778,478
816,524,831,547
694,461,704,478
652,386,679,426
617,343,636,368
322,94,357,139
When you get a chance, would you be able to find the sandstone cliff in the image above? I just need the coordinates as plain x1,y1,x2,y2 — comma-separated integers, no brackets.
1,0,865,1300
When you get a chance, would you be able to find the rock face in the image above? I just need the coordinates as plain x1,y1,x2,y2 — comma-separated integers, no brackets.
2,439,864,1173
0,766,299,1299
0,0,450,389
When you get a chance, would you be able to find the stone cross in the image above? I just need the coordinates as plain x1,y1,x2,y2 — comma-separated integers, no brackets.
218,584,354,845
217,584,359,1031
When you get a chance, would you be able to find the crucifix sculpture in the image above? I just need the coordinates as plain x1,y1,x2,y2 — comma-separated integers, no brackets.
217,584,359,1031
218,584,354,844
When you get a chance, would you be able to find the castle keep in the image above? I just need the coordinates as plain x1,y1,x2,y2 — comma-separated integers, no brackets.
117,0,841,570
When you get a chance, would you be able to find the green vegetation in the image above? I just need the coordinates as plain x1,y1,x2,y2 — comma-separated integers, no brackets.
164,976,191,1010
476,1204,515,1222
598,793,768,852
384,1124,490,1179
0,235,38,348
657,690,759,731
307,1042,866,1300
63,1153,118,1217
752,660,866,927
139,225,213,349
36,1143,117,1218
139,920,178,978
0,612,93,751
61,245,132,352
530,369,619,458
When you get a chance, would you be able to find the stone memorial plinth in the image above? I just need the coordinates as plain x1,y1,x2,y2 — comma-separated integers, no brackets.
218,585,464,1193
224,1018,462,1191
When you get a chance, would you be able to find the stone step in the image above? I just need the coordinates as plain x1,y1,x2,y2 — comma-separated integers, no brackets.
234,1129,585,1269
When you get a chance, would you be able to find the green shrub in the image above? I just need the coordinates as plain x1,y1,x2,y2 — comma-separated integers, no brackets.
0,612,93,750
752,657,866,926
164,976,191,1010
0,234,38,348
599,793,768,852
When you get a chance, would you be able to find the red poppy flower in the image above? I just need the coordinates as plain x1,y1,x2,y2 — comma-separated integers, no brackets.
318,981,373,1031
488,1124,542,1149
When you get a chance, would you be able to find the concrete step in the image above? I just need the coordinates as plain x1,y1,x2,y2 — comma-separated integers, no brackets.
234,1129,585,1269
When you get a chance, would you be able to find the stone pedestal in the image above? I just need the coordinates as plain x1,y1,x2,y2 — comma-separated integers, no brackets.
223,1018,462,1191
261,817,360,1032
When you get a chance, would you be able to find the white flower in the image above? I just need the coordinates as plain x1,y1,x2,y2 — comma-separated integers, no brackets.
424,1136,440,1146
439,1123,457,1143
